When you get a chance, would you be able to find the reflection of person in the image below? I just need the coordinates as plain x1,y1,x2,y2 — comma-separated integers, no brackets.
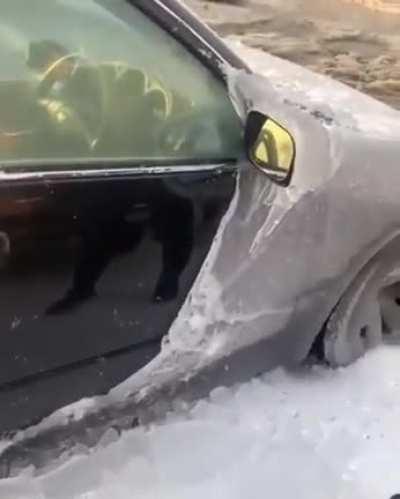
26,40,176,157
27,40,102,150
46,182,194,315
151,185,194,302
27,40,77,93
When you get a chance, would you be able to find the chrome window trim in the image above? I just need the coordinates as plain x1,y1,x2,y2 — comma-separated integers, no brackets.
150,0,228,67
0,162,235,181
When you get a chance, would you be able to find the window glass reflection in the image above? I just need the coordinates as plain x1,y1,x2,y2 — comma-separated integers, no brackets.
0,0,243,166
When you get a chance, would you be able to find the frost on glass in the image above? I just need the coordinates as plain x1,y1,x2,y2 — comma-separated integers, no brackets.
0,0,243,166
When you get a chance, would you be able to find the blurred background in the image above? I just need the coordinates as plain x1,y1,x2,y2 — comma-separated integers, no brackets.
185,0,400,109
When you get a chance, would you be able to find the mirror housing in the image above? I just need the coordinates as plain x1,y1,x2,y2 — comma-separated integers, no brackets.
245,111,296,186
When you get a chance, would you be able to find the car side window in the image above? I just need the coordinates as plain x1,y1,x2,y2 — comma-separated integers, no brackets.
0,0,243,167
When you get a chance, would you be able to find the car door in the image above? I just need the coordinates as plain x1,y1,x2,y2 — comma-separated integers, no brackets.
0,0,243,431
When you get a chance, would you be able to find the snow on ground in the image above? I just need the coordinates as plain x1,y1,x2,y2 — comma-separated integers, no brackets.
2,346,400,499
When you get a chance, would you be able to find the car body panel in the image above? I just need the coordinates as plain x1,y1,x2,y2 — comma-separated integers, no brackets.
0,0,241,433
0,169,236,430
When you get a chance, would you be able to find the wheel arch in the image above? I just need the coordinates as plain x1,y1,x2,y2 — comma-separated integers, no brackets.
300,228,400,362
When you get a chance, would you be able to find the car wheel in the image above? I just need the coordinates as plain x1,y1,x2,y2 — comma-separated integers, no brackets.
322,254,400,367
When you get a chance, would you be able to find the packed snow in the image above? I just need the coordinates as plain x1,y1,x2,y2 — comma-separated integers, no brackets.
1,346,400,498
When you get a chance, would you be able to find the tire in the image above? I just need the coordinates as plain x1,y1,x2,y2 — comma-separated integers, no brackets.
322,254,400,367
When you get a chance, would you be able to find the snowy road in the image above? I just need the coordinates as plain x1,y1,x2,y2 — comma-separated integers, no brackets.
2,346,400,498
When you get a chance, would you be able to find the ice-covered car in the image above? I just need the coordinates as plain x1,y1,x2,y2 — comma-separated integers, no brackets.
1,0,400,476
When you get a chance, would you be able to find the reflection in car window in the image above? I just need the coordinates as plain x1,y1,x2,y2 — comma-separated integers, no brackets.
0,0,243,166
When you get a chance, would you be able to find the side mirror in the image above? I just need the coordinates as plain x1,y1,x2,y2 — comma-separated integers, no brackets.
245,111,296,186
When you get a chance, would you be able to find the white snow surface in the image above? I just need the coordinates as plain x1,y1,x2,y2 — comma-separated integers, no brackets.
2,346,400,498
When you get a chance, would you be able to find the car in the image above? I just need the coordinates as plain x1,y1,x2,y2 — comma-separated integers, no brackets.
1,0,400,477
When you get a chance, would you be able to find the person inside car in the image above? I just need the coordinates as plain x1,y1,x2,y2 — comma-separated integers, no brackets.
27,39,103,153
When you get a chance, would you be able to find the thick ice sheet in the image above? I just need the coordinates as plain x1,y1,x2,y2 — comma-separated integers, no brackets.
1,345,400,499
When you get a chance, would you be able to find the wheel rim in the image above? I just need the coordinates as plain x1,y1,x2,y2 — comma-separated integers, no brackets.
323,262,388,367
321,252,400,367
379,282,400,337
324,292,383,367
